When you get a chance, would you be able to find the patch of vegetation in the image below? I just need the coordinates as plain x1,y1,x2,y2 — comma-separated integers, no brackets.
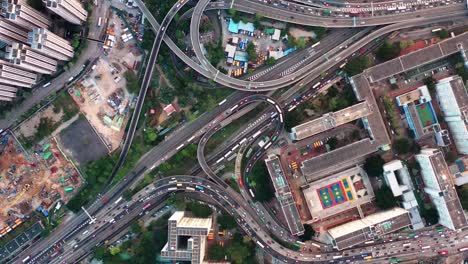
376,41,401,61
205,42,224,66
382,94,404,136
299,224,315,242
123,70,140,94
285,84,356,131
436,29,450,39
363,154,385,177
423,76,437,93
375,185,397,209
218,214,237,230
207,233,257,264
393,138,410,155
344,55,372,76
249,162,275,202
246,42,258,62
156,144,198,175
186,202,212,217
67,136,151,212
93,213,171,262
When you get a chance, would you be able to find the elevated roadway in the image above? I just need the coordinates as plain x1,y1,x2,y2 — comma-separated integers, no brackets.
138,0,467,90
41,176,468,264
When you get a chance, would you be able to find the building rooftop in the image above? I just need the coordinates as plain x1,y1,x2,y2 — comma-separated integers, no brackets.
365,32,468,82
328,207,411,249
178,217,213,229
291,101,372,141
417,149,467,230
265,155,304,235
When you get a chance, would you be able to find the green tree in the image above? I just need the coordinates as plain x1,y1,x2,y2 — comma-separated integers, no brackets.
167,193,186,210
175,29,184,40
458,186,468,210
375,185,397,209
265,57,276,66
344,55,372,76
227,243,251,264
250,163,275,202
299,224,315,241
207,244,227,261
131,221,142,234
123,70,140,94
141,30,155,51
327,137,338,150
122,189,133,201
246,42,258,62
390,83,399,90
376,41,401,61
421,207,439,225
144,127,158,143
393,138,410,154
187,202,212,217
437,29,449,39
93,246,107,260
423,76,437,93
217,214,237,230
363,155,385,177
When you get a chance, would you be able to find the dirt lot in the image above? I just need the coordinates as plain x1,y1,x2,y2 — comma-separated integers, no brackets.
0,132,82,230
69,14,142,153
16,107,63,140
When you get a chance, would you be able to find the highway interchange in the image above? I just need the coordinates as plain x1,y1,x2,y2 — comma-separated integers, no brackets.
9,0,468,263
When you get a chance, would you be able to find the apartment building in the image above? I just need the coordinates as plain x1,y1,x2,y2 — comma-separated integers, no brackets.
0,17,27,44
161,211,212,264
5,42,57,74
415,148,467,230
28,28,74,61
2,0,50,30
0,60,37,87
42,0,87,25
435,75,468,155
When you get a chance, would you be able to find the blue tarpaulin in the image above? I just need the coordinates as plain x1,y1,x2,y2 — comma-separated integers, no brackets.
228,19,255,34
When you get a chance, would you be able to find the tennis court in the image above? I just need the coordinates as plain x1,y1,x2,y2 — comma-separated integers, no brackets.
416,102,437,127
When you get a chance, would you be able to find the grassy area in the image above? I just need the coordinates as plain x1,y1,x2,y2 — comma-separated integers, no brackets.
155,144,198,175
20,92,79,149
66,135,152,212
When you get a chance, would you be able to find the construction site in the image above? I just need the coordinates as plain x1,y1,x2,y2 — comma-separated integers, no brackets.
68,12,142,153
0,132,82,235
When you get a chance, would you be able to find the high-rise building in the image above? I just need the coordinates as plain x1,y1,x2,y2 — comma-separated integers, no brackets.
0,60,37,87
5,42,57,74
0,84,16,101
28,28,74,61
2,0,50,30
435,75,468,155
42,0,87,25
415,148,467,230
0,17,27,44
161,211,212,264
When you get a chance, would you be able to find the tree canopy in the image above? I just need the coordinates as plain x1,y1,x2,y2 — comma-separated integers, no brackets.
376,41,401,61
375,185,397,210
344,55,372,76
393,138,410,154
363,155,385,177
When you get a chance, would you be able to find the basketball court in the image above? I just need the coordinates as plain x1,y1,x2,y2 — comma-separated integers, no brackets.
302,167,375,223
416,102,437,127
317,178,353,209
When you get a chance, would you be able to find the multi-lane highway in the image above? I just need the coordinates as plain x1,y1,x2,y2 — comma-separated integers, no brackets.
138,0,468,90
34,176,468,263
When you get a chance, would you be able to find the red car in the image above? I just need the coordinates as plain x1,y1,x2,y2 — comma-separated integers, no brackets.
438,250,448,255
